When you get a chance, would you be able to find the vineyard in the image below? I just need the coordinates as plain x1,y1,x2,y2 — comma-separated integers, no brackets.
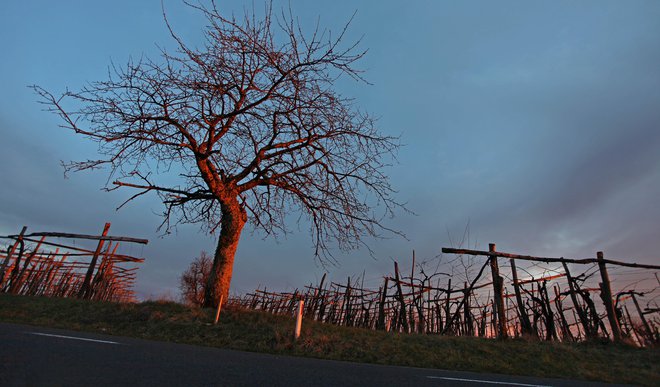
0,223,147,302
3,222,658,347
232,244,659,346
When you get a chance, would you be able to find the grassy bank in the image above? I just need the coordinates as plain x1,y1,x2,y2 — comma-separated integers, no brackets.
1,294,657,386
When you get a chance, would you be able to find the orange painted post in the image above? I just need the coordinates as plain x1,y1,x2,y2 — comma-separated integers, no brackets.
214,295,224,324
294,299,305,340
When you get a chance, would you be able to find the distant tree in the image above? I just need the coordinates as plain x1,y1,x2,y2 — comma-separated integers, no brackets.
179,251,212,307
34,2,402,307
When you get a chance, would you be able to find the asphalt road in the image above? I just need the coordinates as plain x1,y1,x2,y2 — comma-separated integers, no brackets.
0,322,630,386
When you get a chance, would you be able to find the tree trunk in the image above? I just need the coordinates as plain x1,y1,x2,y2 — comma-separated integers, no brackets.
203,200,246,308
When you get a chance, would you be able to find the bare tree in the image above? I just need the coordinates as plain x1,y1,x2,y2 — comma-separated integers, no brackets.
179,251,212,307
34,2,402,307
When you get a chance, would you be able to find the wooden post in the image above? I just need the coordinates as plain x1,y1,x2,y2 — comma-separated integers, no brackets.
11,236,46,294
562,262,595,339
311,273,327,319
214,295,224,324
510,258,534,337
436,301,443,333
344,277,352,327
597,251,621,341
8,233,28,291
79,223,111,299
490,298,497,337
409,250,416,333
554,285,573,342
294,299,304,340
489,243,507,338
539,281,556,341
393,261,409,333
463,281,473,336
444,279,452,333
89,242,118,300
377,277,388,330
630,292,654,343
1,226,27,289
623,305,643,345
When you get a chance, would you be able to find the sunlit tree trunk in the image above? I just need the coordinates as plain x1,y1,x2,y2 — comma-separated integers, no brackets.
203,199,247,307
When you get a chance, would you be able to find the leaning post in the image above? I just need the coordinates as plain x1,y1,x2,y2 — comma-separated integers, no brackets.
510,258,533,336
214,295,224,324
630,292,654,342
0,226,27,288
597,251,622,341
79,223,111,299
489,243,507,338
294,298,305,340
376,277,389,330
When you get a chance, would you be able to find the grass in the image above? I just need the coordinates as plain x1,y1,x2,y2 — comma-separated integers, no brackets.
1,293,658,386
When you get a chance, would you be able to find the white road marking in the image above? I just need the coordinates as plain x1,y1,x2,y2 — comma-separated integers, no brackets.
426,376,551,387
27,332,121,345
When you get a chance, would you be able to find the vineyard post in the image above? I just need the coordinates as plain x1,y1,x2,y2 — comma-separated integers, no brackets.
444,279,452,333
554,284,574,341
78,223,111,299
597,251,622,341
393,261,409,333
409,250,416,332
562,262,596,338
489,243,507,338
11,236,47,294
510,258,534,336
294,298,305,340
8,229,31,292
1,226,27,289
344,277,352,327
623,305,643,344
463,281,473,336
377,277,388,330
630,292,654,343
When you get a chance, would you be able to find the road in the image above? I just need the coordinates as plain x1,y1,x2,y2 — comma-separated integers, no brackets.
0,322,629,386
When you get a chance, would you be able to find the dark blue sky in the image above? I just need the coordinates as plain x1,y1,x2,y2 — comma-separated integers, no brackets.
1,1,659,299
